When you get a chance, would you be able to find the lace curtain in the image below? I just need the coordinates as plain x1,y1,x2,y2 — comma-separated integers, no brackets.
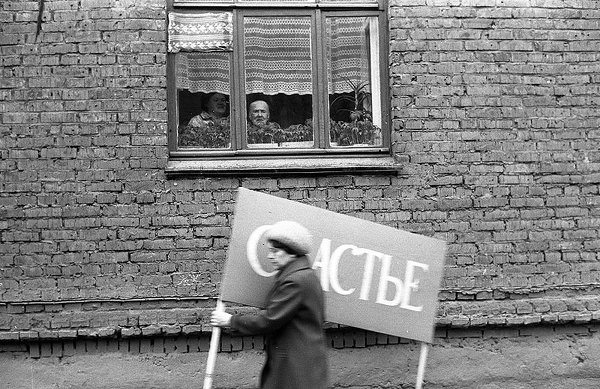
168,12,233,52
175,52,231,94
326,17,371,94
169,12,370,95
244,17,313,95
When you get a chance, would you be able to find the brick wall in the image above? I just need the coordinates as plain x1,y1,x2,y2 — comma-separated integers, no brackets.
1,0,600,346
3,325,600,388
389,0,600,329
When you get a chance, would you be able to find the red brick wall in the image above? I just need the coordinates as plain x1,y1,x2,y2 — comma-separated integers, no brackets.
1,0,600,348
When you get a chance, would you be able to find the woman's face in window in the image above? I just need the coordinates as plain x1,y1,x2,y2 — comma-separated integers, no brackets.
206,93,228,118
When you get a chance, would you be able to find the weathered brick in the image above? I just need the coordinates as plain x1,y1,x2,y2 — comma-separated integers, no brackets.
0,0,598,358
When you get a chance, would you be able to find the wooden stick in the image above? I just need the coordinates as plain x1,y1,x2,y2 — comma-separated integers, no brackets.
415,342,429,389
203,298,224,389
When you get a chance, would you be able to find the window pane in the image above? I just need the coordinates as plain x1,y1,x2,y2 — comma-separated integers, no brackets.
244,17,314,149
326,17,382,147
176,52,231,149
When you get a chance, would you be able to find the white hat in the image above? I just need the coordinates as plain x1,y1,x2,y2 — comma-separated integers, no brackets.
265,221,313,256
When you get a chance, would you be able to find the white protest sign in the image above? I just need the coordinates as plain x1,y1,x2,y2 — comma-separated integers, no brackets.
220,188,447,343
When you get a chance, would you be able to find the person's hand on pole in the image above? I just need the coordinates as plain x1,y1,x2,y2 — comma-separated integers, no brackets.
211,310,232,327
204,299,226,389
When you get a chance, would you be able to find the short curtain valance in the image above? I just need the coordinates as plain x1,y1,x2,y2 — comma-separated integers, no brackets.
168,12,233,52
170,13,370,95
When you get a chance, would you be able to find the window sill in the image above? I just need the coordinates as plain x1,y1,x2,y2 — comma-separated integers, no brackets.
165,156,400,177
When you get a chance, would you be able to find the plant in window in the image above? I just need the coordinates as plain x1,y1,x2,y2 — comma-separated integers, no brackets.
178,119,231,148
248,120,314,146
330,79,381,146
284,119,313,143
247,122,282,144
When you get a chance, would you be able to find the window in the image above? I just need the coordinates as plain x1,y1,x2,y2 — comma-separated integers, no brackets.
166,0,394,174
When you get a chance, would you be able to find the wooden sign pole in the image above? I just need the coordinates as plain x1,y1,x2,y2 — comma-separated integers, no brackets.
203,298,224,389
415,342,430,389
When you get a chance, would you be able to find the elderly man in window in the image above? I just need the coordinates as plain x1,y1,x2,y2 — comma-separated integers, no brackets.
247,100,283,145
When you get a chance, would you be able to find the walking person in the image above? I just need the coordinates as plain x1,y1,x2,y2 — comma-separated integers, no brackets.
211,220,328,389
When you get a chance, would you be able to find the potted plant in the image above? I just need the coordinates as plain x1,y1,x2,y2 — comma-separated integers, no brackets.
329,79,380,146
178,120,230,148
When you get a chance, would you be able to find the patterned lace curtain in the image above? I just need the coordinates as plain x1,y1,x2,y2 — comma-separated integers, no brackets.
244,17,313,96
175,52,231,94
327,17,371,94
244,17,370,95
168,12,233,52
168,12,233,94
168,12,371,96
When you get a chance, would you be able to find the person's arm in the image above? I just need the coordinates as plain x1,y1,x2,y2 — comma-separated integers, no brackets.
188,115,206,128
230,279,303,335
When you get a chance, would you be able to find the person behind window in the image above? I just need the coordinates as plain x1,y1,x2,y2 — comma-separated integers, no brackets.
211,221,328,389
248,99,271,127
188,92,229,128
179,92,230,148
247,100,282,144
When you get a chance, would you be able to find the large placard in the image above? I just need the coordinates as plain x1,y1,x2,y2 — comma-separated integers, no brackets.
220,188,447,343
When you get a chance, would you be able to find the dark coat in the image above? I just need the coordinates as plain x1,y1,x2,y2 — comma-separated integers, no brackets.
229,256,328,389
